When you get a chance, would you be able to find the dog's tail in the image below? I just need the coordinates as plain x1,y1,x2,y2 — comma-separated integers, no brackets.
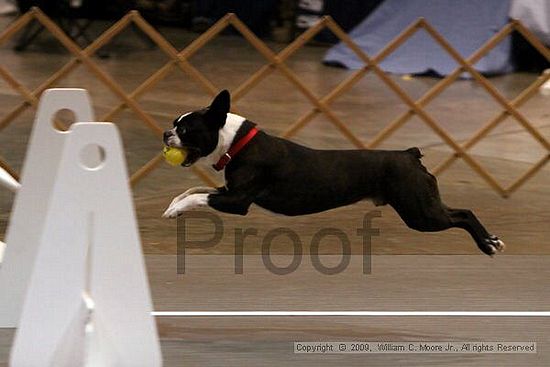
405,147,423,159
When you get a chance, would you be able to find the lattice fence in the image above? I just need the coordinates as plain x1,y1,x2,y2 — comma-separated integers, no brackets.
1,7,549,196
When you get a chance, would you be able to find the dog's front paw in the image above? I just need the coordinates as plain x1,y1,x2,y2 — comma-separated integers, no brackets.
162,193,209,219
162,195,194,218
162,202,182,218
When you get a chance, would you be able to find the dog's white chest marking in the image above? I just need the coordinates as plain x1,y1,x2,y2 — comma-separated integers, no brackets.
202,113,245,167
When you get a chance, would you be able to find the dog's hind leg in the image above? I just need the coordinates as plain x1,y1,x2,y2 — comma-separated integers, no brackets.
390,196,505,255
391,200,504,256
386,166,504,255
446,208,505,255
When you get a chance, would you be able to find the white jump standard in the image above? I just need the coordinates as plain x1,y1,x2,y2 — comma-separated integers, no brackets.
0,89,162,366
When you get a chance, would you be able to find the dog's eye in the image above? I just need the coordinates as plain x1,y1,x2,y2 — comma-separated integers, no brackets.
177,126,186,135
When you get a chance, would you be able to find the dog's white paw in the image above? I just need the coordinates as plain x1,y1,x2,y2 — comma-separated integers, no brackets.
490,236,506,252
162,194,209,219
162,203,181,218
167,187,217,208
483,235,505,256
168,196,184,210
162,199,190,218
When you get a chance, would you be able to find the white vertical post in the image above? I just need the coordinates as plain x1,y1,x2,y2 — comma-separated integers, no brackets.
0,241,5,264
0,89,94,327
541,69,550,95
10,122,162,366
0,167,19,264
0,167,19,193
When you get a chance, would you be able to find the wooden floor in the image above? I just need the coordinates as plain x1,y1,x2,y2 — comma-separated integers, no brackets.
0,14,549,366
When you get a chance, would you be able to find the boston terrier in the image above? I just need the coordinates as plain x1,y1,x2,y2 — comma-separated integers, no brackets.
162,90,505,256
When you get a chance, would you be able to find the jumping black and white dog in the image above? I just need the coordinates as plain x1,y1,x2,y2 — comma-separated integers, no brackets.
162,90,505,256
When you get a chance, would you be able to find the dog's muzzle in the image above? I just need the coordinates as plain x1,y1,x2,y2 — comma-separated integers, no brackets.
163,130,181,148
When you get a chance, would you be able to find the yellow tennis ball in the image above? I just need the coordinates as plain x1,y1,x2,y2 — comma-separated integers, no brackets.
163,146,188,166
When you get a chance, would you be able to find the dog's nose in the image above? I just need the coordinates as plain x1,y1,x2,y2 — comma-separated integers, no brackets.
163,131,172,141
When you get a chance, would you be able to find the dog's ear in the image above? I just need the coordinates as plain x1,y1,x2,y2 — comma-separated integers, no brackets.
206,90,230,129
209,89,231,115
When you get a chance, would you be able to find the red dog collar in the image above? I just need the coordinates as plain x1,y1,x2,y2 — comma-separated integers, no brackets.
213,127,259,171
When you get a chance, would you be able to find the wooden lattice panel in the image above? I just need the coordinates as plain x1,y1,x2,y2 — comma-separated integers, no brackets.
0,8,549,196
